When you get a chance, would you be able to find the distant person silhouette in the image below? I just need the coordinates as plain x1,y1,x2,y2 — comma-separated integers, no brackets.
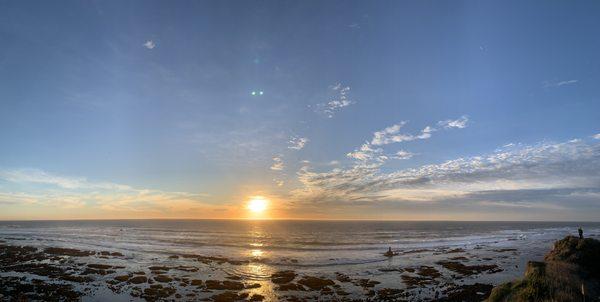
578,227,584,239
384,247,394,257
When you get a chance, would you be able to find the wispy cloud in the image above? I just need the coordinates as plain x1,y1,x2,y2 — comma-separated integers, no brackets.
0,168,131,190
347,143,386,162
393,150,415,160
593,133,600,140
315,83,354,118
543,79,578,88
371,122,434,146
556,79,578,86
270,156,284,171
0,169,208,214
0,192,39,206
346,117,466,166
437,116,469,129
143,40,156,49
288,137,309,150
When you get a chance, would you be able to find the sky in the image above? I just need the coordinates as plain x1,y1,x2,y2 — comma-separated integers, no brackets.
1,1,600,220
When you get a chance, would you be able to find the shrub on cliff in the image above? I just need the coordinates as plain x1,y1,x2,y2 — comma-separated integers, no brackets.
487,236,600,302
544,236,600,276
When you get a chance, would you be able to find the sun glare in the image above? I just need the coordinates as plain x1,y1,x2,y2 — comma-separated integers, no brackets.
247,197,268,213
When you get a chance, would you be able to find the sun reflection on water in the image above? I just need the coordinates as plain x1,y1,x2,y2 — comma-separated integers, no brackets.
242,263,277,301
237,223,278,300
250,249,264,258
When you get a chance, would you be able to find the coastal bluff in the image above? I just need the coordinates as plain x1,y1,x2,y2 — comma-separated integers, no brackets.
487,235,600,302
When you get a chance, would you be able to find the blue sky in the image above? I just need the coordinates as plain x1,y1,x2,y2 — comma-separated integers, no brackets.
1,1,599,220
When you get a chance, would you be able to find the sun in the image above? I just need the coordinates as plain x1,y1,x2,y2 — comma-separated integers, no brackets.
247,196,268,213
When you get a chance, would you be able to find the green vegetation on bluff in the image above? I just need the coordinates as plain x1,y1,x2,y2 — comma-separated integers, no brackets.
488,236,600,302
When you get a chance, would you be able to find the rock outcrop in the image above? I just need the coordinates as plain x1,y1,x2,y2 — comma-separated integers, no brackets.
488,236,600,302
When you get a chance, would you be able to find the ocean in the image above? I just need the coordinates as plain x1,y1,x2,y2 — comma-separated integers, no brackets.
1,220,599,301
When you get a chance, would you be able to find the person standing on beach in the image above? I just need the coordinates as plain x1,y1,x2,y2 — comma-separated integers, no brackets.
578,227,584,239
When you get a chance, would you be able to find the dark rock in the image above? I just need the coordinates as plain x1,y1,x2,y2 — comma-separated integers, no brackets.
353,278,380,289
401,248,433,254
175,265,198,272
142,284,176,300
129,276,148,284
335,272,351,282
60,274,93,283
43,247,95,257
149,266,171,271
401,274,438,288
417,265,442,278
297,276,335,291
379,267,404,273
210,291,247,301
436,261,501,276
0,276,82,301
205,280,244,290
245,283,261,289
271,270,297,284
191,279,203,286
249,294,265,301
277,283,305,291
154,275,173,283
87,264,112,270
377,288,407,301
439,283,493,302
114,275,130,282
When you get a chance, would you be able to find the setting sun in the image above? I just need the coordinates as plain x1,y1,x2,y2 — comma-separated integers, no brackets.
247,196,268,213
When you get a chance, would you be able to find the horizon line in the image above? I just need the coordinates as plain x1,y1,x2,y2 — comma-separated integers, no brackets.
1,218,598,223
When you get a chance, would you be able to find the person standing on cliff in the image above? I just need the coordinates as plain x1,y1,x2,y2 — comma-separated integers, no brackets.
578,227,583,239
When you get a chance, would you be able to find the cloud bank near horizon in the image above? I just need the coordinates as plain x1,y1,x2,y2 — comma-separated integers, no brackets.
0,168,212,219
291,137,600,220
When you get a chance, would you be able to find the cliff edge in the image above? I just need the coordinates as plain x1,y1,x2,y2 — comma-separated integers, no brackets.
488,235,600,302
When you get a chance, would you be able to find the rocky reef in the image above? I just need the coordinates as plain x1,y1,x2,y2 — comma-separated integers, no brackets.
488,236,600,302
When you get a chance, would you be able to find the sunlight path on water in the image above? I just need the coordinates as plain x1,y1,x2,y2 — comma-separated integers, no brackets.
235,223,277,300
